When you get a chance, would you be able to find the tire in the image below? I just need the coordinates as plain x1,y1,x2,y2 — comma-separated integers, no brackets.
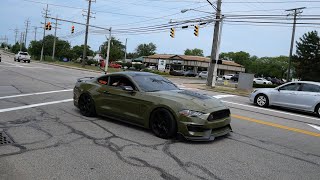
223,77,225,80
315,104,320,117
78,93,96,117
28,60,30,63
253,81,256,84
150,108,177,139
17,59,20,62
254,94,269,107
14,58,16,61
264,82,266,84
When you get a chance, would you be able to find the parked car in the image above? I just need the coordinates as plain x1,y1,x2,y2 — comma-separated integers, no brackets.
74,72,232,140
14,51,31,63
253,78,272,84
169,69,184,76
230,74,239,82
0,53,1,62
271,78,284,85
222,74,234,80
250,81,320,117
198,71,208,79
109,62,122,68
184,70,197,77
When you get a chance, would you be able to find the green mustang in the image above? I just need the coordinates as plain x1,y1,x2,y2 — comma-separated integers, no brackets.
73,72,232,141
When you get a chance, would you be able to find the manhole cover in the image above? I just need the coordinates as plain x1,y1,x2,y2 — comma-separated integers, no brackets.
0,131,14,145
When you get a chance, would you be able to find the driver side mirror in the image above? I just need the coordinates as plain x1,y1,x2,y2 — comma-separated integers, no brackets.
122,86,134,92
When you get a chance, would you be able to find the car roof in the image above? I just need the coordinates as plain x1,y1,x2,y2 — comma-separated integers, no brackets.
291,81,320,86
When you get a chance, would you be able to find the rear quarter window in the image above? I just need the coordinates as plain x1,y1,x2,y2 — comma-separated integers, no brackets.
301,84,320,93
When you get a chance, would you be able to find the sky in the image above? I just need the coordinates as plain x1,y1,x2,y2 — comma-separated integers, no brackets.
0,0,320,58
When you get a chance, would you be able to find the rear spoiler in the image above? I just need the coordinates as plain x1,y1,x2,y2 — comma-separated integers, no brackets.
77,77,95,82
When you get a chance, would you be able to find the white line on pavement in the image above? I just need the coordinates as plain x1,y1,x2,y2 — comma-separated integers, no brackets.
2,62,23,67
0,99,73,113
0,89,73,100
213,95,236,99
222,100,320,121
308,124,320,131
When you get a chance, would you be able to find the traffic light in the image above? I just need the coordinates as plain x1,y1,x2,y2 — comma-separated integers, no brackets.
71,26,75,34
45,23,49,30
194,25,199,37
170,28,175,38
48,22,52,30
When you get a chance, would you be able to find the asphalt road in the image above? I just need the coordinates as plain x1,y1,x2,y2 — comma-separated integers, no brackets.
0,51,319,180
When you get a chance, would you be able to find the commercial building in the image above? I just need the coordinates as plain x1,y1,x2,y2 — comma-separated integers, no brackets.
143,54,245,75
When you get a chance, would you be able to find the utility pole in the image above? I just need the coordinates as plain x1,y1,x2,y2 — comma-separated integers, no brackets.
105,27,112,73
14,28,19,43
286,7,305,82
124,38,127,61
24,19,30,46
82,0,95,67
206,0,222,87
52,15,59,60
40,4,49,61
20,32,24,51
33,26,38,41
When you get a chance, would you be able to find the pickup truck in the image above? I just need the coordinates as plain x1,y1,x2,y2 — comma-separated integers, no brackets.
14,51,31,63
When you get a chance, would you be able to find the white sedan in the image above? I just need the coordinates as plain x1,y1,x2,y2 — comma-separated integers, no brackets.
222,74,234,80
249,81,320,117
253,78,272,85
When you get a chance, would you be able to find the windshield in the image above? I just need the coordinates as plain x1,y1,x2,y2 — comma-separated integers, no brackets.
132,75,179,92
20,52,28,55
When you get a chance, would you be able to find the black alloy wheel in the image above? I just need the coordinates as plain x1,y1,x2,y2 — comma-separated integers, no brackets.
150,108,177,139
78,94,96,117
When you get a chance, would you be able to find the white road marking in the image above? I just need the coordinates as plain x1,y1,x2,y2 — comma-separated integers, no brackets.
308,124,320,132
0,99,73,113
2,62,23,67
222,100,320,121
213,95,236,99
0,89,73,100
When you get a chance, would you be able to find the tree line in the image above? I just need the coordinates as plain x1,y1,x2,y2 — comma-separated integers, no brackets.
183,31,320,81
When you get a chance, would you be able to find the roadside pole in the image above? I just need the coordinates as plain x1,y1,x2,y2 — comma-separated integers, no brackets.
52,15,58,60
104,27,112,74
40,4,49,61
206,0,222,87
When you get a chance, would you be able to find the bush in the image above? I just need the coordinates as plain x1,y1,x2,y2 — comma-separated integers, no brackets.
86,59,98,66
253,84,278,88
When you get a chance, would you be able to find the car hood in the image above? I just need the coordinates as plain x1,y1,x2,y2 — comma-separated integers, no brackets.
147,90,225,112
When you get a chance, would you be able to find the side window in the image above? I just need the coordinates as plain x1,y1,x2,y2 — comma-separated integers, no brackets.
279,83,300,91
109,76,136,90
97,76,109,85
301,84,320,93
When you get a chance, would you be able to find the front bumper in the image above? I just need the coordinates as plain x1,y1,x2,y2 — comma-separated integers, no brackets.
177,113,232,141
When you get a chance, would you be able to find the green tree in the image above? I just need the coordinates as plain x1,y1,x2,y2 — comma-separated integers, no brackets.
219,51,250,66
100,37,125,61
135,43,157,57
292,31,320,81
72,45,94,59
126,52,138,59
184,48,204,56
28,35,72,60
11,42,27,54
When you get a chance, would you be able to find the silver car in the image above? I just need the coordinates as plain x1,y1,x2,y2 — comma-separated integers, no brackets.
249,81,320,116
